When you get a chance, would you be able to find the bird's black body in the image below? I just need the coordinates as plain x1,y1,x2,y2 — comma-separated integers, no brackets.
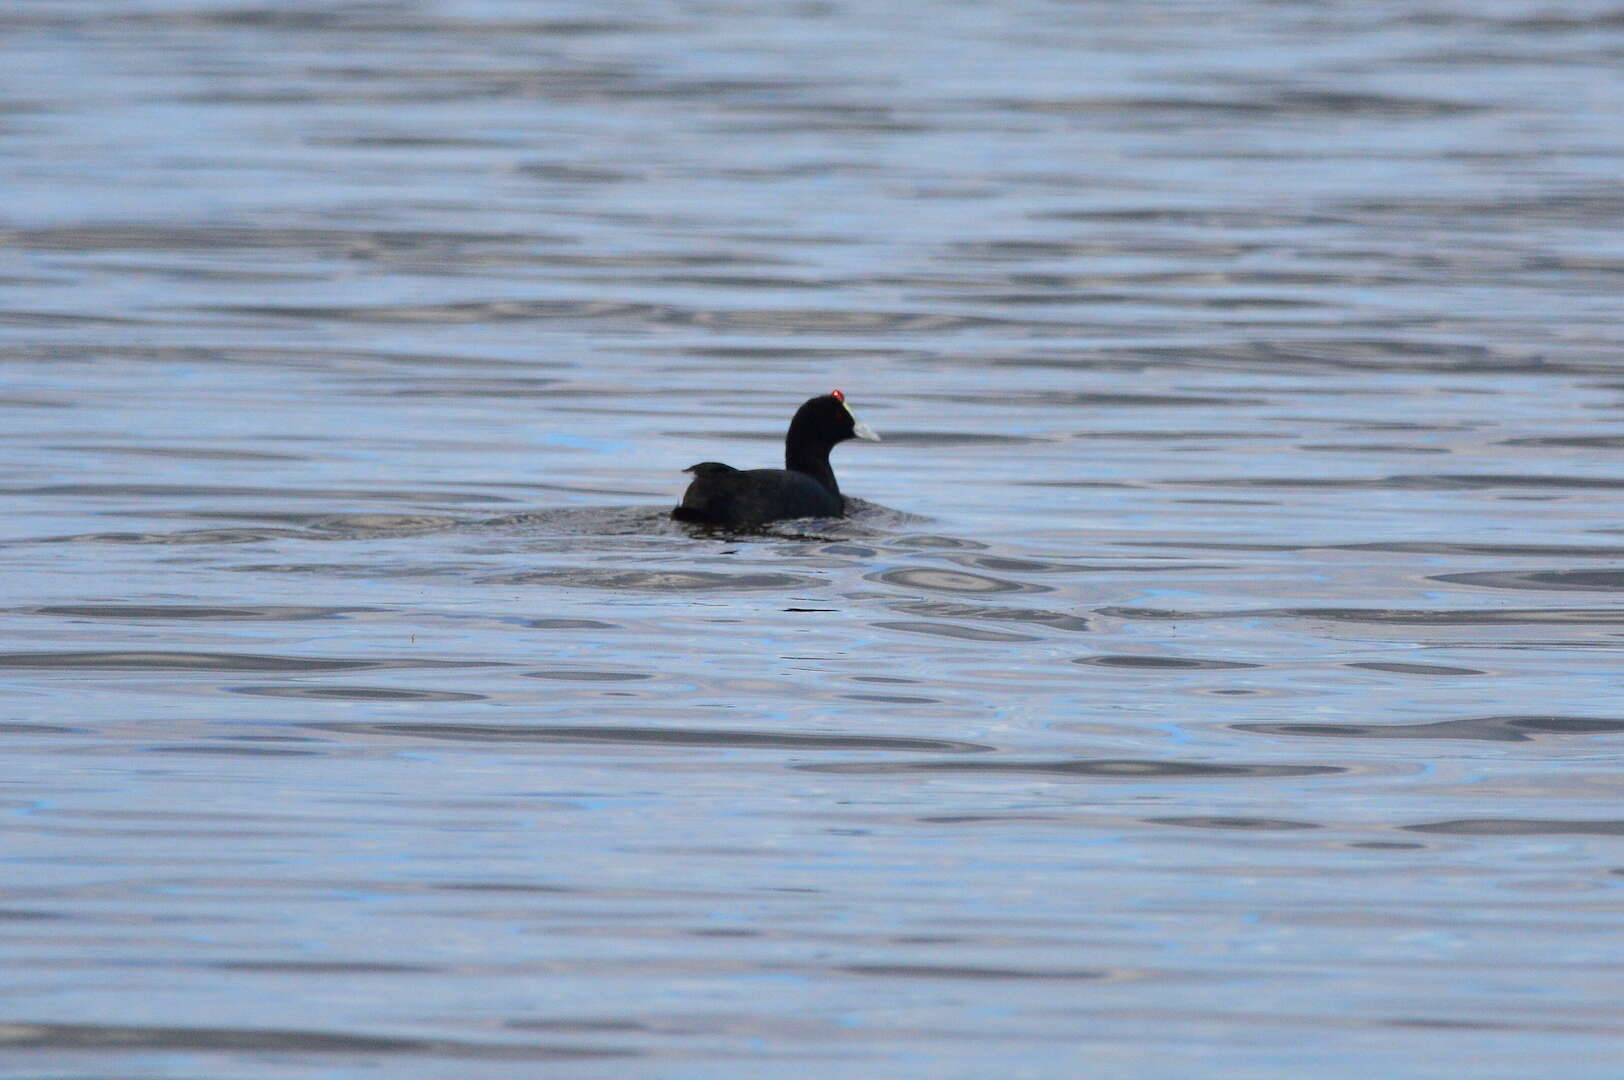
672,392,879,529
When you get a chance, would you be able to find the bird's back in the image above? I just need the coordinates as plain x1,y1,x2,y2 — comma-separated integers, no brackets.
672,464,843,527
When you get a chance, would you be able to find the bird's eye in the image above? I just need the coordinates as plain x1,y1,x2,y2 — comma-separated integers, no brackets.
830,389,845,402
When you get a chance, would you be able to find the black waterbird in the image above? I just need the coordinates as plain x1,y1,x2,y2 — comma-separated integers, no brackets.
671,390,880,528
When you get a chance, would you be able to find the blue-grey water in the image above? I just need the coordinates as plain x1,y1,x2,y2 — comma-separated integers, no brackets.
4,2,1624,1077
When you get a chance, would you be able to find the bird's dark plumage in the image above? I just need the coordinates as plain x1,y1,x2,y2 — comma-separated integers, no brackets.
672,391,879,528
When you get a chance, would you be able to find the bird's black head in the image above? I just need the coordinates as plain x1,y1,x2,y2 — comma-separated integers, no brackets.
788,389,881,451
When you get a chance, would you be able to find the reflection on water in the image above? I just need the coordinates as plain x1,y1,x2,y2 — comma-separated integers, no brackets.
4,0,1624,1075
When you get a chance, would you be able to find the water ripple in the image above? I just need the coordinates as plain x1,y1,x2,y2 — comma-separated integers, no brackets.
230,686,490,703
1234,716,1624,743
1100,606,1624,626
870,567,1050,595
483,569,817,591
1077,655,1259,670
211,300,1069,334
1430,569,1624,593
872,620,1043,643
885,600,1091,633
0,651,497,672
800,758,1347,779
18,604,370,621
310,722,992,754
1404,820,1624,837
0,1022,626,1061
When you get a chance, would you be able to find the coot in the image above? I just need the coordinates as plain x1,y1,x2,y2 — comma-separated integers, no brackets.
672,390,880,528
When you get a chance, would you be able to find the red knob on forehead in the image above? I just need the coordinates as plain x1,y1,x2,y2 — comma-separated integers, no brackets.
830,389,844,402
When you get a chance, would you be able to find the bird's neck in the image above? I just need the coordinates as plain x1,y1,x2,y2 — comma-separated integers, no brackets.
786,438,838,496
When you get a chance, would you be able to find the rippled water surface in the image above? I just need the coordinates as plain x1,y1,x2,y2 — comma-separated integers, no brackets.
5,2,1624,1076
